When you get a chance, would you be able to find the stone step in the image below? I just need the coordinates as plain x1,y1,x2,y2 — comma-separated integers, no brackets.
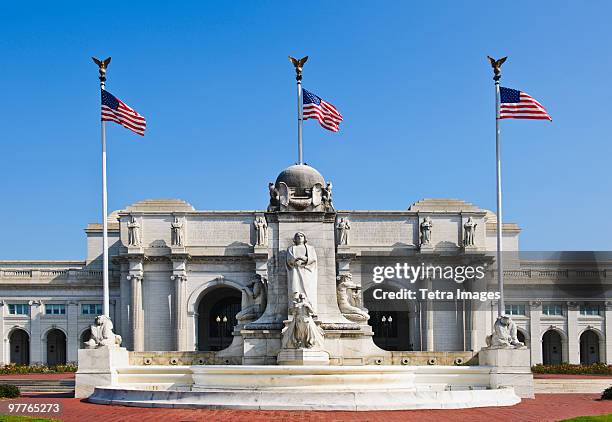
0,379,75,393
534,378,612,394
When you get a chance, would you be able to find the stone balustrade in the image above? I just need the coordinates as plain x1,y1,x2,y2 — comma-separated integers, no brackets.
501,269,607,279
0,268,119,281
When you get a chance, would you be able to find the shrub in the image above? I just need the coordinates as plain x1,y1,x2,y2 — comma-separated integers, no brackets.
602,386,612,400
0,384,21,398
0,363,77,375
532,363,612,375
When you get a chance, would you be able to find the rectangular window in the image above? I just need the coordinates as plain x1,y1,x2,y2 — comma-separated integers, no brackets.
543,304,563,316
81,304,103,315
45,304,66,315
8,304,29,315
505,304,526,316
580,304,601,316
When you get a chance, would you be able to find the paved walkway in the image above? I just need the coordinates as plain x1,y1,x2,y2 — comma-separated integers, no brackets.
0,373,75,380
0,394,608,422
534,373,612,379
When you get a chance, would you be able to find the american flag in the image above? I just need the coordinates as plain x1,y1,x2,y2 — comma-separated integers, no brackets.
303,88,343,132
101,90,147,136
499,87,551,121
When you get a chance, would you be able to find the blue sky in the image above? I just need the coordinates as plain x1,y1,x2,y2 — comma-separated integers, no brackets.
1,1,610,259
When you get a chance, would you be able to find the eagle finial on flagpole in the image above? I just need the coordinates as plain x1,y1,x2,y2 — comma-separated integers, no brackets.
487,56,507,81
92,56,111,88
289,56,308,81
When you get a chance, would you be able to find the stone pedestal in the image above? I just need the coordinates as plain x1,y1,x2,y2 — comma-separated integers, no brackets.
479,347,534,398
74,346,129,398
277,348,330,366
241,329,281,365
419,244,434,253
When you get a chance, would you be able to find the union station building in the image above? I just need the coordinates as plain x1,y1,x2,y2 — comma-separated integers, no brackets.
1,164,611,367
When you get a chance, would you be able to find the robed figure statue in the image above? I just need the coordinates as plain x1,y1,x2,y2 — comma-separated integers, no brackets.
281,292,325,349
286,232,318,312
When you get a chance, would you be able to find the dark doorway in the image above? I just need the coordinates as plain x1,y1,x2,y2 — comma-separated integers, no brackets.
9,329,30,365
46,329,67,366
197,287,241,351
542,330,562,365
364,286,412,351
580,330,600,364
368,310,410,350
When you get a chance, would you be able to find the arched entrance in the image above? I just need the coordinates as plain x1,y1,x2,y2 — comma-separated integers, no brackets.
46,329,66,366
9,329,29,365
197,286,241,351
580,330,600,364
364,286,411,351
542,330,562,365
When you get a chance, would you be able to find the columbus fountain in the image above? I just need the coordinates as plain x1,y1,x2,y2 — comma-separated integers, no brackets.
75,164,533,410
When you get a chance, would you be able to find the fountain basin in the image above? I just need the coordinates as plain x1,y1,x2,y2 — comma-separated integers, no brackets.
86,364,521,410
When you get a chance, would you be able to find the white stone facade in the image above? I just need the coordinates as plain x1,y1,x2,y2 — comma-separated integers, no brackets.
1,196,610,366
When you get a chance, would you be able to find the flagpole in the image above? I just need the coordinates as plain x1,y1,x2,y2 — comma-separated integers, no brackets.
297,77,303,164
489,56,507,317
495,77,505,317
289,56,308,165
93,57,112,318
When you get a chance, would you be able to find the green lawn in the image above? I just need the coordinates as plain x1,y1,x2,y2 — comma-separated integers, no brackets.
560,415,612,422
0,416,58,422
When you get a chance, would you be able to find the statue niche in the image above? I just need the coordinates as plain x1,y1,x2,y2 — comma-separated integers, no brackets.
127,215,141,247
337,217,350,246
171,216,184,246
463,217,477,247
253,216,268,247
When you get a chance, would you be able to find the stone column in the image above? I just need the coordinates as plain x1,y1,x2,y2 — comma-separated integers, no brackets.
605,301,612,364
119,263,131,345
409,307,420,351
188,310,198,351
66,301,79,363
29,300,43,364
110,300,118,330
470,299,479,351
529,301,542,365
171,258,188,351
0,302,6,365
566,301,579,364
426,279,434,351
127,258,144,351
